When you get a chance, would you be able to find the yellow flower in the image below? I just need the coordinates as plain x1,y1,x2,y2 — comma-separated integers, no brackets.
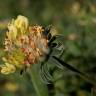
1,63,16,74
2,15,50,75
7,25,17,40
14,15,29,34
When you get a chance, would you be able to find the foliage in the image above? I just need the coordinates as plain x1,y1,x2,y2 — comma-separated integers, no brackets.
0,0,96,96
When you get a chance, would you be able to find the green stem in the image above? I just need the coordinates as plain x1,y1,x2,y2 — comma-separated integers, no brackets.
28,64,49,96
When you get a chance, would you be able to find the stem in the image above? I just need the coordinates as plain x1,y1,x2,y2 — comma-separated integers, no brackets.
53,56,96,86
28,64,49,96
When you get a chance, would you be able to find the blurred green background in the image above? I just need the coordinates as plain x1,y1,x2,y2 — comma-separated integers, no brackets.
0,0,96,96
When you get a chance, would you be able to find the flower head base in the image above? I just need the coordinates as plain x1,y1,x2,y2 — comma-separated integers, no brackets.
1,15,49,74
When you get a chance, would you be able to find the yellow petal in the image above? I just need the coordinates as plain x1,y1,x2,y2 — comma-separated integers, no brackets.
7,25,17,40
14,15,29,30
2,57,7,62
1,63,16,74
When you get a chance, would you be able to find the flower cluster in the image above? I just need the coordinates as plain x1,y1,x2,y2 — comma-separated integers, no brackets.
1,15,49,74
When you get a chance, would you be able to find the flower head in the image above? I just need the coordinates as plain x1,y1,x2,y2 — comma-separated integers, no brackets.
1,15,49,74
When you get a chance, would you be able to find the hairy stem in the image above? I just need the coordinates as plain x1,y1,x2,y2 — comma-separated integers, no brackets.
28,64,49,96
